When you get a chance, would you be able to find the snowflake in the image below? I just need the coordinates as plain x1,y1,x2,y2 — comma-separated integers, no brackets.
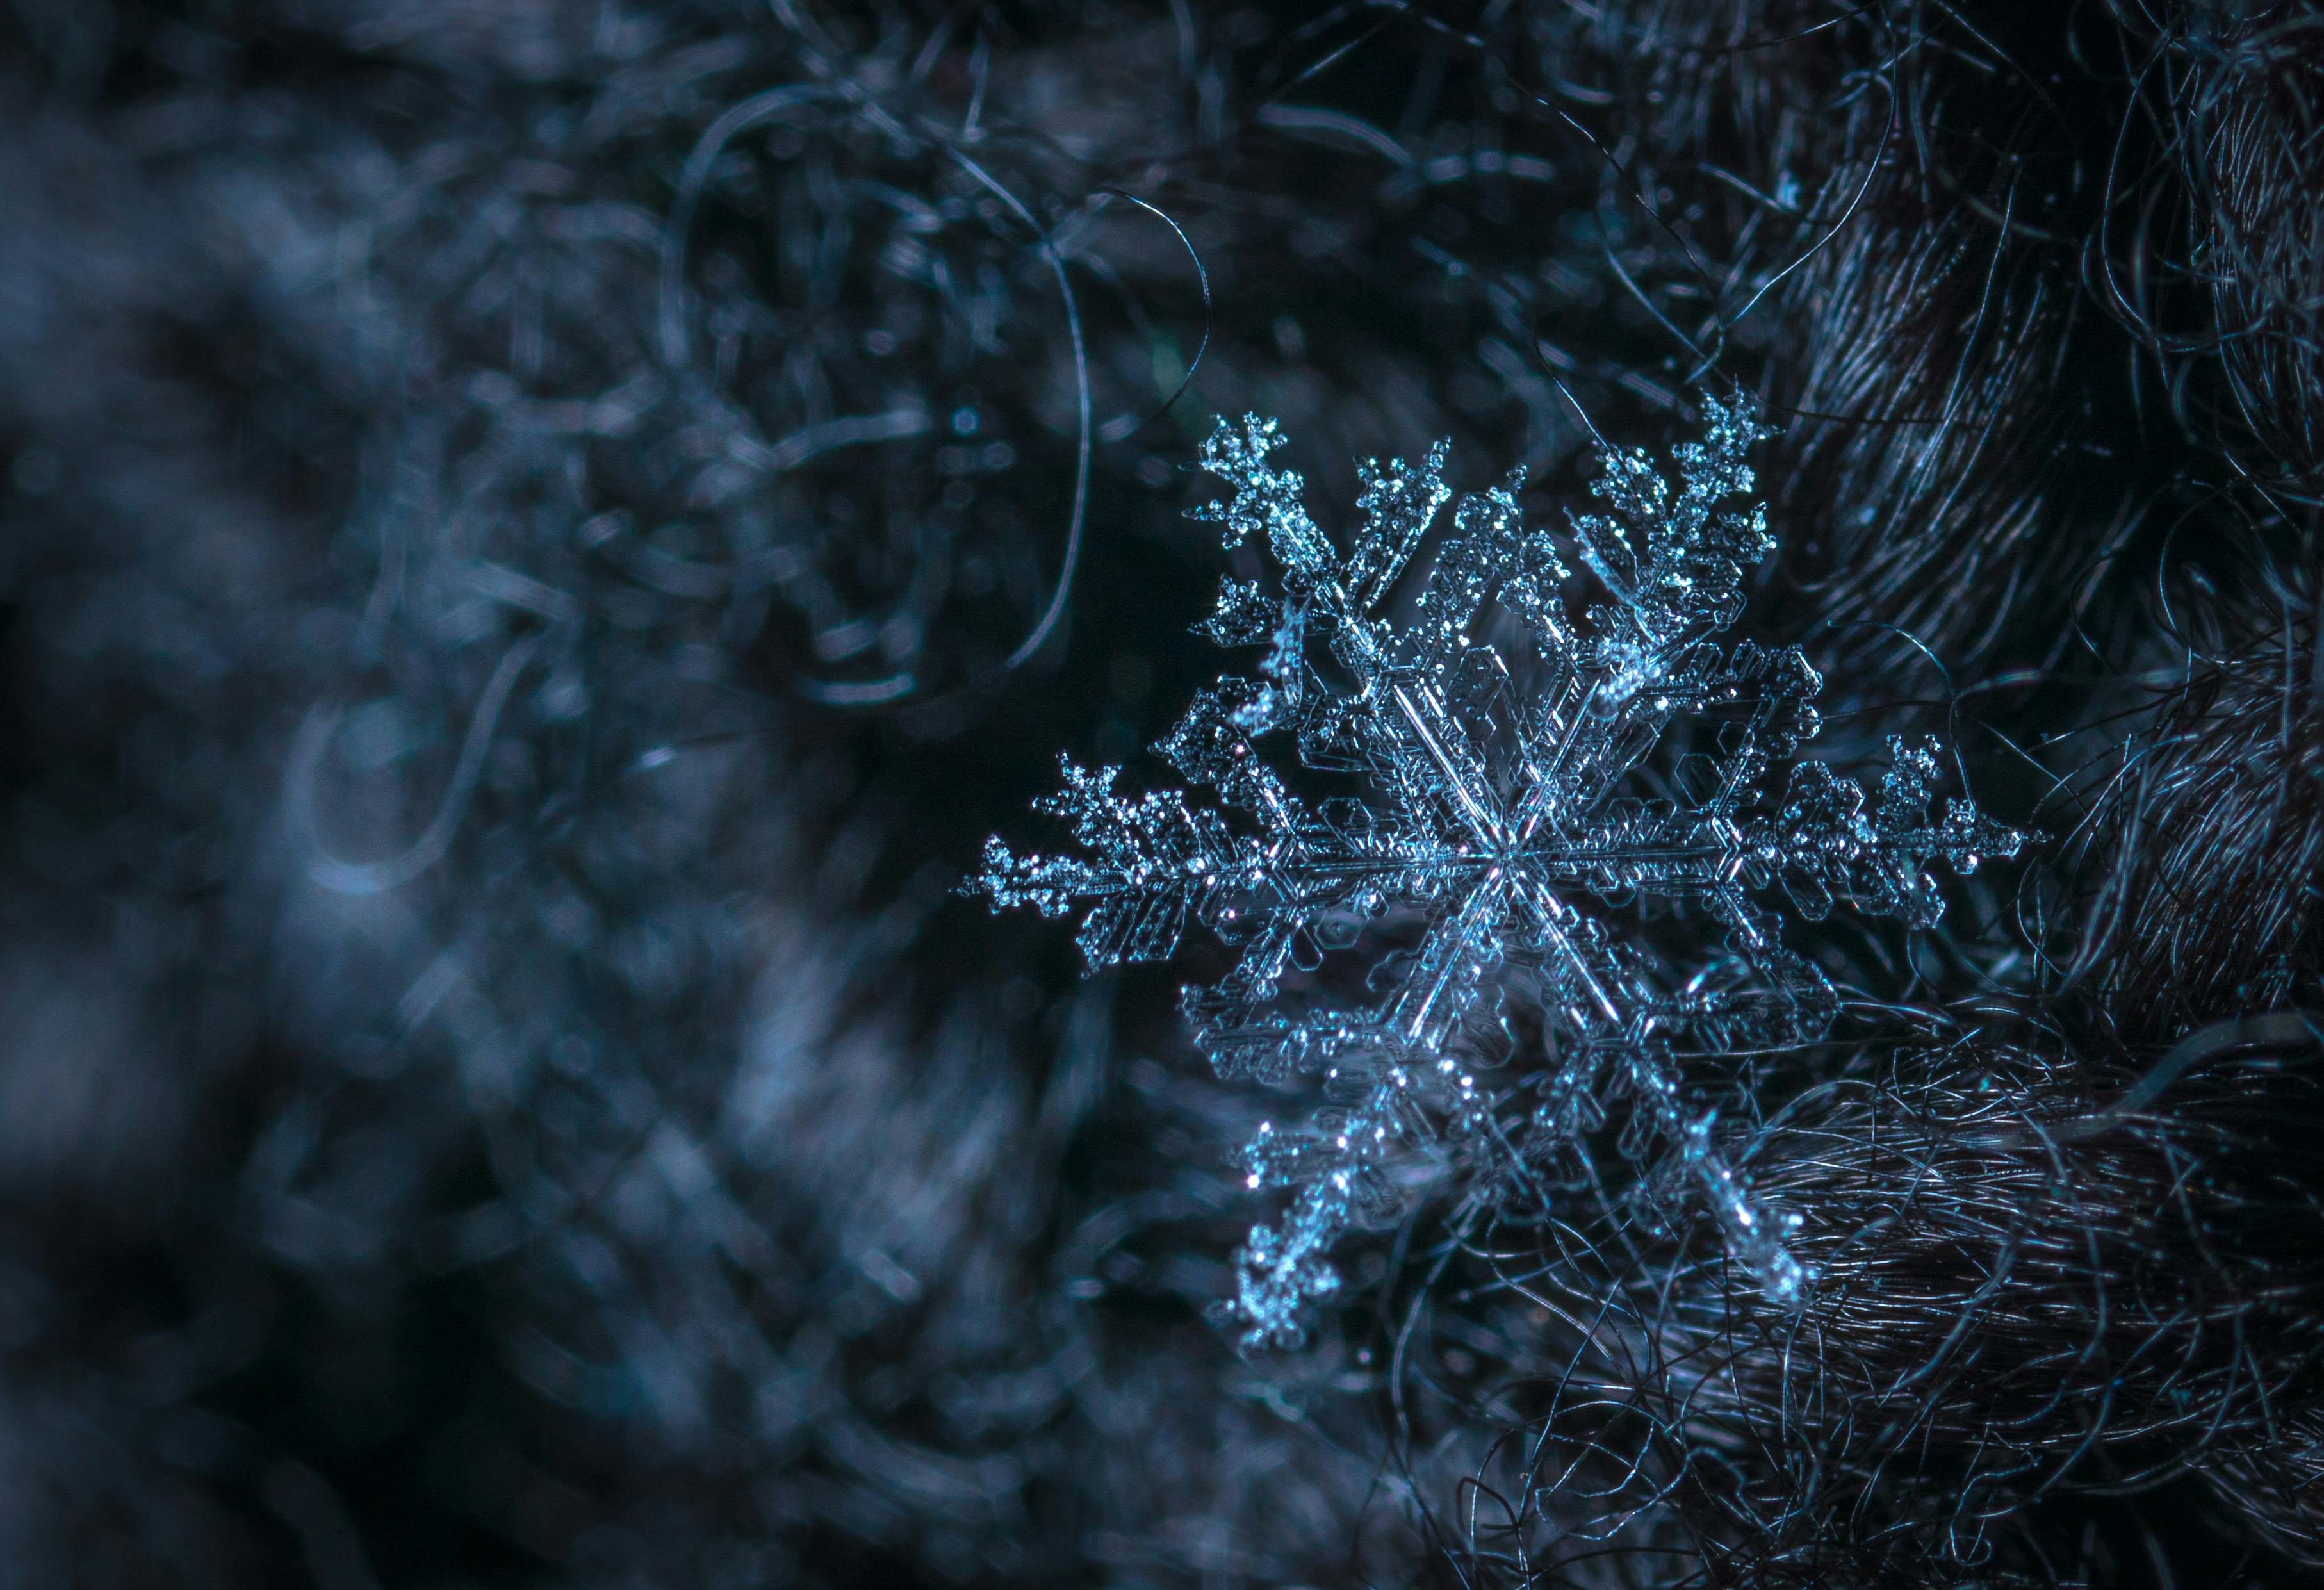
972,395,2022,1348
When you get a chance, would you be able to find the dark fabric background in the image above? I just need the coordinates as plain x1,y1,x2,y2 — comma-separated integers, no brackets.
3,3,2321,1586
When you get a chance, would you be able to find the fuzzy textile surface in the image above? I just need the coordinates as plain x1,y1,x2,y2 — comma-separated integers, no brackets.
4,2,2324,1587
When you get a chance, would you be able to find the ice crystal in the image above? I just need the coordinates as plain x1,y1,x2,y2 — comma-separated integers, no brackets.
973,395,2022,1348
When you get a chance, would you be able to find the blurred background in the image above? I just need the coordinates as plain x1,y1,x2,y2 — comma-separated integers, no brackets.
3,1,2323,1586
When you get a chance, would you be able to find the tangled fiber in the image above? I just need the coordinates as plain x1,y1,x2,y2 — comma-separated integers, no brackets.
3,1,2323,1586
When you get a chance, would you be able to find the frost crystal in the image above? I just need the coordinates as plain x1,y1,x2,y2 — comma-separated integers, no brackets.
973,396,2022,1348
